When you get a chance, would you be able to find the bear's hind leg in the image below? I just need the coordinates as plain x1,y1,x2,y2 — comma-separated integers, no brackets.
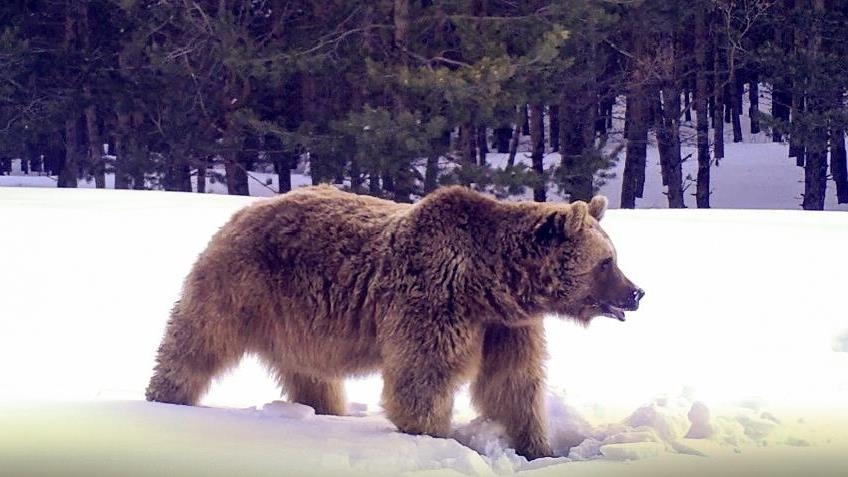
146,307,244,406
471,323,552,459
280,372,346,415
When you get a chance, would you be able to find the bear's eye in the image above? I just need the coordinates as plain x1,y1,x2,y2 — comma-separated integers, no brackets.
599,257,613,272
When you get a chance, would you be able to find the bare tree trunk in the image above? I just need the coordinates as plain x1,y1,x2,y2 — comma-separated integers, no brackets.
549,105,560,152
196,156,208,193
223,130,250,196
656,33,685,209
477,125,488,166
695,4,711,208
494,126,511,153
802,0,827,210
731,70,743,143
529,103,546,202
265,135,291,194
790,7,806,167
749,74,760,134
522,105,530,135
59,118,80,188
658,87,684,208
424,154,439,194
114,113,131,190
83,95,104,188
507,106,525,170
832,127,848,204
621,92,648,209
713,39,725,163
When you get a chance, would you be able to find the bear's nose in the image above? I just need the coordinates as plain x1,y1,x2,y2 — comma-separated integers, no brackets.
624,288,645,310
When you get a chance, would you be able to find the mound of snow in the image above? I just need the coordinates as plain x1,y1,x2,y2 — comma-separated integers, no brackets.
833,330,848,353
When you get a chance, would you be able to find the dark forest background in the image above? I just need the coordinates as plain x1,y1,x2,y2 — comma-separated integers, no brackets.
2,0,847,209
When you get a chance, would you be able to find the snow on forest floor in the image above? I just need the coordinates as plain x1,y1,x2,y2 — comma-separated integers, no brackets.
3,136,848,211
1,186,847,476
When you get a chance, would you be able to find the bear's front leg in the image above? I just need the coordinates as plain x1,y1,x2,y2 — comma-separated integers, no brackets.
380,319,478,439
471,322,553,459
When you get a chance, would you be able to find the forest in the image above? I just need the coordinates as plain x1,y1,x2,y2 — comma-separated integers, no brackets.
1,0,848,210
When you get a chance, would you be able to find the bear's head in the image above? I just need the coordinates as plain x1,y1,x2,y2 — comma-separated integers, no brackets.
527,196,644,324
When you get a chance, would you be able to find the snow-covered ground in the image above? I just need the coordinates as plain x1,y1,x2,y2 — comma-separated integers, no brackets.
3,134,848,211
1,183,846,476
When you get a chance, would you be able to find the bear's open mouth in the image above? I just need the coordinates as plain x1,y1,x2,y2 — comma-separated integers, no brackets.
599,302,627,322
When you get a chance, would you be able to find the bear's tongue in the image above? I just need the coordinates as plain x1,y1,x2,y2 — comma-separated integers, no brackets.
601,303,626,321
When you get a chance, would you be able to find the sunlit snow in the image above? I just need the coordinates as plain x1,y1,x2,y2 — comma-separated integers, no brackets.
1,182,846,476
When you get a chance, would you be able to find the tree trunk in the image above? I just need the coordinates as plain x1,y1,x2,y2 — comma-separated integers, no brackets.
59,118,80,188
731,70,743,143
559,90,594,202
494,126,511,153
114,113,131,190
83,90,105,188
424,153,439,194
684,87,692,122
658,86,684,208
529,103,546,202
621,92,648,209
549,105,560,152
522,105,530,135
749,75,760,134
802,0,827,210
713,42,725,163
655,30,684,210
196,156,208,193
507,107,525,170
832,127,848,203
224,133,251,196
695,4,711,208
460,122,476,167
477,125,488,166
772,89,789,142
266,135,291,194
789,7,806,167
802,150,827,210
789,91,806,166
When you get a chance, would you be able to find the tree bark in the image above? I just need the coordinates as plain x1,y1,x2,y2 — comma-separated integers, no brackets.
507,106,525,170
802,0,827,210
658,87,684,208
549,105,560,152
749,75,760,135
522,105,530,135
494,126,511,153
621,92,648,209
731,70,743,142
424,153,439,194
832,127,848,203
529,103,546,202
695,4,711,208
656,32,685,210
59,118,80,188
114,113,131,190
196,156,208,193
713,39,725,163
83,89,105,188
477,125,488,166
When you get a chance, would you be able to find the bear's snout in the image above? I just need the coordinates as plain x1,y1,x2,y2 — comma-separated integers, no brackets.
625,287,645,311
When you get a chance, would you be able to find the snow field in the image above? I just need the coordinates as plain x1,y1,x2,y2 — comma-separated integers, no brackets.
1,184,847,476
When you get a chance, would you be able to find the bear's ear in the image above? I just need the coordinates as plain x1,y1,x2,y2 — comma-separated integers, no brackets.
533,211,567,245
566,201,589,233
588,195,608,221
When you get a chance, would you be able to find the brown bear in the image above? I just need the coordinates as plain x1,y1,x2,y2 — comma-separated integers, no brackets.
146,185,643,459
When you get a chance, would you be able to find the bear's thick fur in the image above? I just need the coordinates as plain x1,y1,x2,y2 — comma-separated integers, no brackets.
146,185,643,459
